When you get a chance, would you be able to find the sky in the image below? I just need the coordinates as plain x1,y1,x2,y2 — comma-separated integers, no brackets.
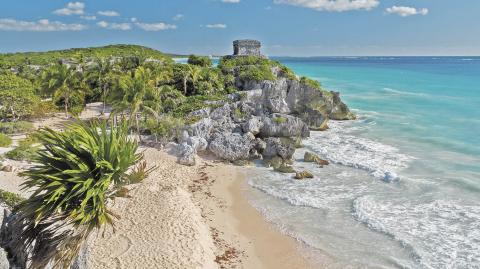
0,0,479,56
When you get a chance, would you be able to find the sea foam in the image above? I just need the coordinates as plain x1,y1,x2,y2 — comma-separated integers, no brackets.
303,121,413,182
353,196,480,268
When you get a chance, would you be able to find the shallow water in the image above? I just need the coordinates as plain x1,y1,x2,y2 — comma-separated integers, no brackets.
245,57,480,268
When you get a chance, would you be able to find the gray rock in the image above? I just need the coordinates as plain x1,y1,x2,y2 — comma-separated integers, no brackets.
208,133,254,162
177,143,196,166
260,114,310,138
242,116,263,135
187,136,208,152
210,104,232,120
262,137,296,161
260,79,291,114
187,107,211,118
188,118,213,141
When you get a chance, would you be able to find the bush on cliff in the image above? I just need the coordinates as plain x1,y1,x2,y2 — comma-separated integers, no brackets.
187,55,212,67
9,120,152,268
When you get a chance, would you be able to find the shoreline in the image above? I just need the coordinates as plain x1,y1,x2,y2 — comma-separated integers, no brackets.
199,159,315,269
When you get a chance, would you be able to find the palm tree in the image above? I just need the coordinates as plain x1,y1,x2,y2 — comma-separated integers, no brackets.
6,120,151,269
86,59,117,114
41,64,86,118
111,67,161,139
188,65,203,92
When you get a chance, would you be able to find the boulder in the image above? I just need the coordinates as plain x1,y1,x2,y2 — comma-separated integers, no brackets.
260,114,310,138
188,118,213,141
262,137,296,161
186,136,208,152
329,92,356,120
263,156,283,169
304,151,329,166
208,133,254,162
177,143,196,166
294,171,314,180
242,116,263,135
274,163,296,174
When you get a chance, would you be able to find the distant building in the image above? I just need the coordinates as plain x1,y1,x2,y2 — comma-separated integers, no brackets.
233,40,263,57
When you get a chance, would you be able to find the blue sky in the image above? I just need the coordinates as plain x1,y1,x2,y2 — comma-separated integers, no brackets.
1,0,479,56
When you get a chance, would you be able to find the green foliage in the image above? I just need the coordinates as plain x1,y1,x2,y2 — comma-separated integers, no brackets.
273,116,287,124
143,116,184,140
5,134,40,161
12,120,150,268
0,73,40,120
0,44,172,69
300,76,321,89
172,94,227,117
0,133,12,147
0,121,34,134
187,55,212,67
41,64,88,117
0,189,25,208
233,107,247,119
219,56,276,82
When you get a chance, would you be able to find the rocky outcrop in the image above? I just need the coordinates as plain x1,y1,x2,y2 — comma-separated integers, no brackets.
259,114,309,138
262,137,296,161
304,151,329,166
173,60,354,167
208,133,255,162
294,171,314,180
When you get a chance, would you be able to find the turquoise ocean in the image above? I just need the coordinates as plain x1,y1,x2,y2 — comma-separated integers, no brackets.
244,57,480,268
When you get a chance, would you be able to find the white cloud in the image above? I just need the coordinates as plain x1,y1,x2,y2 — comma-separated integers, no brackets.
80,15,96,21
173,14,184,21
386,6,428,17
206,24,227,29
97,21,131,30
221,0,240,3
53,2,85,15
0,18,86,31
131,17,138,22
98,11,120,17
135,22,177,31
273,0,379,12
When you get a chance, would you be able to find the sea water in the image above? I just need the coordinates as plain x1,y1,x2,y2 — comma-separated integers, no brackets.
245,57,480,268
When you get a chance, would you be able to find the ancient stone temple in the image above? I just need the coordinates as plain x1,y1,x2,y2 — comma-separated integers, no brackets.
233,40,262,57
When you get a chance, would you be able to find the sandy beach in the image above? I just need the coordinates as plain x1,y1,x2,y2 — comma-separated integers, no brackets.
86,149,313,268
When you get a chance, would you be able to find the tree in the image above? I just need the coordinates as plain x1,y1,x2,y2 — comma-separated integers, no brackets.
187,55,212,67
86,59,118,113
0,73,40,121
111,67,161,139
7,120,151,268
41,64,87,118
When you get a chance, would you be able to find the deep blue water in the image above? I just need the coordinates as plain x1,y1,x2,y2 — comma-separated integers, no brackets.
245,57,480,268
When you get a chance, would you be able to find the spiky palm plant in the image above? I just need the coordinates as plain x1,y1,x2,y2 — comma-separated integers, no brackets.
9,120,151,269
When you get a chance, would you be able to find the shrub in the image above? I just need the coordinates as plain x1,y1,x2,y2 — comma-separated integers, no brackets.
0,189,24,208
187,55,212,67
300,76,321,90
11,120,151,268
0,73,40,120
143,116,184,141
0,133,12,147
0,121,34,134
273,117,287,124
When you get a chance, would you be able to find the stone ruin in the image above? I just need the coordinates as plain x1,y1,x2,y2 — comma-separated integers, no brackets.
232,39,263,57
